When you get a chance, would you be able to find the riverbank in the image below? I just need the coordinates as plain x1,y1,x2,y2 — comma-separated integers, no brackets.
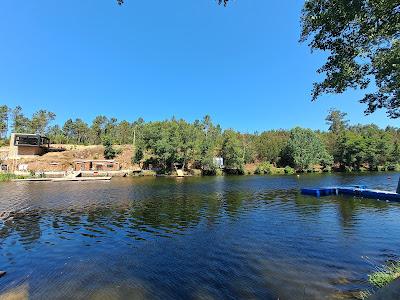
1,167,399,182
1,141,399,178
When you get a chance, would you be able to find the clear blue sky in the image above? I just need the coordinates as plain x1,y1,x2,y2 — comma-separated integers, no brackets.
0,0,397,132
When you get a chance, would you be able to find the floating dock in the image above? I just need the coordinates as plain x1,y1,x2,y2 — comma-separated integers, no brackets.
301,185,400,202
12,177,112,182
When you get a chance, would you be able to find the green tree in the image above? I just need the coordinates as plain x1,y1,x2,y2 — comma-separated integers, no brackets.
240,133,257,164
325,109,348,134
0,105,9,139
132,146,144,166
91,115,108,144
197,115,221,172
301,0,399,118
324,109,349,167
62,119,75,143
391,140,400,165
47,125,66,144
284,127,333,171
30,110,56,135
116,120,133,144
256,130,289,164
341,131,368,170
103,137,116,159
221,129,244,172
11,106,30,133
61,118,89,144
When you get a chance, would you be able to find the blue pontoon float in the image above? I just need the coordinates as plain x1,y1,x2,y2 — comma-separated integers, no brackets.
301,178,400,202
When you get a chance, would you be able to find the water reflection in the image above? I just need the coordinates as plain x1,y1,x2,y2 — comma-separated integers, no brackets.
0,174,399,299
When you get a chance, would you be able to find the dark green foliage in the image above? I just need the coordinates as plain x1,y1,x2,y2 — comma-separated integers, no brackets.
301,0,400,118
47,125,66,144
30,110,56,135
0,105,9,139
326,109,348,134
62,118,90,144
132,147,144,165
1,105,399,173
103,137,116,159
283,127,333,172
256,130,289,164
91,115,109,145
221,129,244,172
392,141,400,164
11,106,30,133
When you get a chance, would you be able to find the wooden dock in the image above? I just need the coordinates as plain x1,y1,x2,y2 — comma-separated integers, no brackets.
12,177,112,182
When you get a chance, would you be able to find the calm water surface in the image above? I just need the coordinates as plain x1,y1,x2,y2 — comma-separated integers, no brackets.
0,173,400,299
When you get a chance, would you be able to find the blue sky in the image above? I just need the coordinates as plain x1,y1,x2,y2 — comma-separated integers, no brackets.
0,0,398,132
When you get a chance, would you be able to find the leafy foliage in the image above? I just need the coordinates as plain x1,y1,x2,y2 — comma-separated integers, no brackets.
221,129,244,172
283,127,333,171
0,105,9,139
30,110,56,135
301,0,400,118
256,130,289,164
103,137,116,159
0,105,399,173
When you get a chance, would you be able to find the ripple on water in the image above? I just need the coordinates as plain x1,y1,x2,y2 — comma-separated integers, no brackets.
0,174,400,299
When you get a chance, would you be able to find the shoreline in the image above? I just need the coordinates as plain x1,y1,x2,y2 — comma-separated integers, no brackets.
1,169,398,183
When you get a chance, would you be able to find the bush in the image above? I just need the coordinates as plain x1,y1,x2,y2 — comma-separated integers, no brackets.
284,166,295,174
103,137,116,159
215,169,223,176
255,162,288,175
0,173,27,182
190,169,202,176
141,170,157,176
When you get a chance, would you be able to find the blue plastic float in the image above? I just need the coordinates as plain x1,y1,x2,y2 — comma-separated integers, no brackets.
301,184,400,202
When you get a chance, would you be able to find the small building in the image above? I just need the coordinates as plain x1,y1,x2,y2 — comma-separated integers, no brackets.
74,160,120,171
213,157,224,168
8,133,50,159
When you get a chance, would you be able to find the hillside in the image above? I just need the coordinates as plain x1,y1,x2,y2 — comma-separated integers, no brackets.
0,144,136,172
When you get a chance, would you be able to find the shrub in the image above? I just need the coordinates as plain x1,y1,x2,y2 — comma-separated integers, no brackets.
255,162,288,175
103,137,116,159
255,162,273,174
0,173,28,182
190,169,202,176
284,166,295,174
141,170,157,176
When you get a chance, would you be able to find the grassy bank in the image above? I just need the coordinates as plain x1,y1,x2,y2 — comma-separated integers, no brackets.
368,261,400,288
0,173,28,182
359,260,400,299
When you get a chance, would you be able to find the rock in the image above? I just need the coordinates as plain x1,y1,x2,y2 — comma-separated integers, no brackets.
0,284,29,300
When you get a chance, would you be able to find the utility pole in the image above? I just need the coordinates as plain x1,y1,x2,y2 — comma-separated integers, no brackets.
133,126,136,149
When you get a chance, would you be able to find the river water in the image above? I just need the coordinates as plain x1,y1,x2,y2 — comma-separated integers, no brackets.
0,173,399,299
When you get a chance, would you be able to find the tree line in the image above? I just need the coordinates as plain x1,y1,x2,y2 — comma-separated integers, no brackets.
0,105,399,173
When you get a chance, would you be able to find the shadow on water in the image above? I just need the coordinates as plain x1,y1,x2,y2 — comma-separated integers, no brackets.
0,173,399,299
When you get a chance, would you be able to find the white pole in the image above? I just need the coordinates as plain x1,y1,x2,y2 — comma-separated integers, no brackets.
397,176,400,194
